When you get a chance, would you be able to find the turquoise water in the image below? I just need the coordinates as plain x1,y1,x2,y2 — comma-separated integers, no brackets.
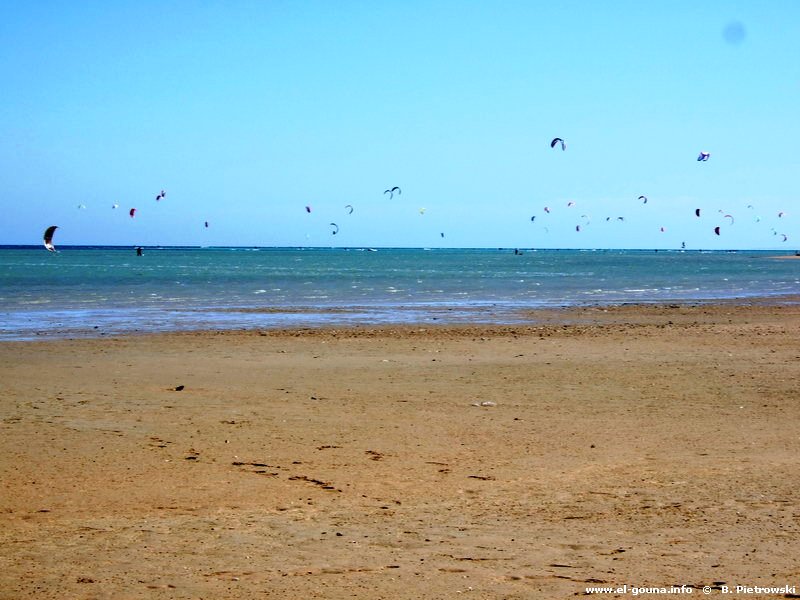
1,246,798,340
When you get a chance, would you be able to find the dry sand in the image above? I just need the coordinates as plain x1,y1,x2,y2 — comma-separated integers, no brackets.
2,302,800,599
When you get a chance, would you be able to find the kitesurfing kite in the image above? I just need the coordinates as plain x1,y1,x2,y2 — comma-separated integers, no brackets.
697,151,710,161
723,214,734,225
550,137,566,151
129,208,137,218
43,226,58,252
156,190,166,201
112,204,119,209
638,195,648,204
714,226,721,235
330,222,339,235
384,186,401,199
345,205,354,215
305,205,312,213
695,209,701,217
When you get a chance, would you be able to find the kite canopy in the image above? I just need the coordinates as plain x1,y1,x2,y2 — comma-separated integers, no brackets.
383,186,401,199
129,208,137,218
697,151,710,161
43,225,58,252
550,137,566,150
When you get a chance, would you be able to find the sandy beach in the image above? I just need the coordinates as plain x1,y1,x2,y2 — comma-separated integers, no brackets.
2,301,800,599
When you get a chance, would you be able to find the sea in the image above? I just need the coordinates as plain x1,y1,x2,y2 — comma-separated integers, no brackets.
1,246,798,341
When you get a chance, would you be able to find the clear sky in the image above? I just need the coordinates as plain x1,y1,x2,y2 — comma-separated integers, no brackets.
1,1,798,249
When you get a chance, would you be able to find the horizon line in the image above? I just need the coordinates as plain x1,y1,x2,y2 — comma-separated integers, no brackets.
1,244,796,253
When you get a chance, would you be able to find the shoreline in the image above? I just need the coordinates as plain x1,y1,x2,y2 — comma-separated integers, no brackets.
2,300,800,597
3,294,800,343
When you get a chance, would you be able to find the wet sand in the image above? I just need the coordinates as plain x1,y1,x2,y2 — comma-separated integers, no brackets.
2,302,800,599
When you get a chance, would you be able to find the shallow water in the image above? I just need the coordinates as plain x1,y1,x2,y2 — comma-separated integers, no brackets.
1,246,798,340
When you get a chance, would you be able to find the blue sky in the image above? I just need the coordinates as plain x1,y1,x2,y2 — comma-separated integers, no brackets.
1,1,798,249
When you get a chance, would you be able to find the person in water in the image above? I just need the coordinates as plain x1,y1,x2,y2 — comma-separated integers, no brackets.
136,247,143,256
